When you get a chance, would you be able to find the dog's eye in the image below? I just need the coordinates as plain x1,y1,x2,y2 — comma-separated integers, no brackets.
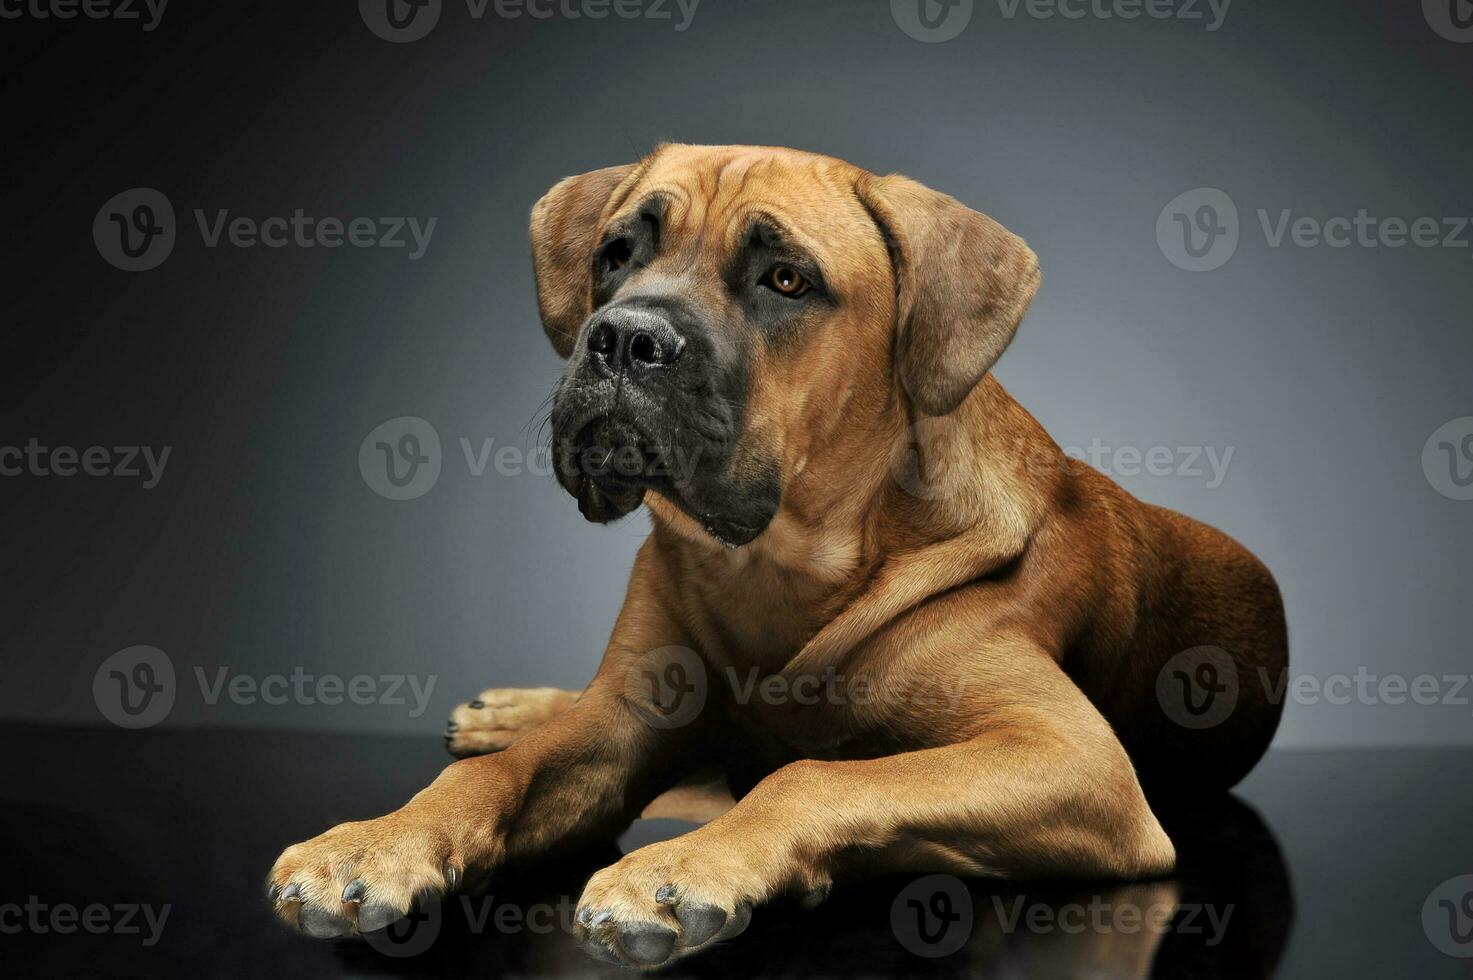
764,265,810,297
602,238,634,273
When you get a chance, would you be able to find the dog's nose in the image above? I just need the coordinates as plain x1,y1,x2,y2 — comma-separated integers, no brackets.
586,306,685,373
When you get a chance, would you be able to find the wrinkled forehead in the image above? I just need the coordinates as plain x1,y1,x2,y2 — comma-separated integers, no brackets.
606,146,890,285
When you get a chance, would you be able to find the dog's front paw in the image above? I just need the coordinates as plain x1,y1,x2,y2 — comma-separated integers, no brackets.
444,686,579,758
572,836,771,968
267,814,460,939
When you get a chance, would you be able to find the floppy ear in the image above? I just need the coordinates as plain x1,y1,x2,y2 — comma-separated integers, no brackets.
858,173,1041,417
529,163,638,358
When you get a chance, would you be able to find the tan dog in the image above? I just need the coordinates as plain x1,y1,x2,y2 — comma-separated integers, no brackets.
267,144,1288,968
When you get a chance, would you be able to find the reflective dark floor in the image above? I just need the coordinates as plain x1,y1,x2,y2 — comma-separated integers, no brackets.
0,727,1468,978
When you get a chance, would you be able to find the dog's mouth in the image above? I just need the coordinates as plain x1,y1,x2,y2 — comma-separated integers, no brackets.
551,412,781,548
554,416,671,524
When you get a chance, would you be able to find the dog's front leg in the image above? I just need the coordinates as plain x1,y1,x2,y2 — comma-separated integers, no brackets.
572,627,1178,968
266,547,706,939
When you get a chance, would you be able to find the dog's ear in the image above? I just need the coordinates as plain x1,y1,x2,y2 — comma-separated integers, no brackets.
530,164,638,358
858,173,1041,417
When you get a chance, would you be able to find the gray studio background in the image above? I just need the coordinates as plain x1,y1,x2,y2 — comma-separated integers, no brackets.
1,0,1469,749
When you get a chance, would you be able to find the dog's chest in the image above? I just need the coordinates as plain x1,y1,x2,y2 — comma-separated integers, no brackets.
697,555,843,667
687,535,890,757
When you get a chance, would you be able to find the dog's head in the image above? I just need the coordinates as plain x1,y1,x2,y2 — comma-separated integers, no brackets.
532,144,1040,548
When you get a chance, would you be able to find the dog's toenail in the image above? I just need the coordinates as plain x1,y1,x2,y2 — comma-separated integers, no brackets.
577,906,593,926
267,883,281,902
446,722,459,733
591,909,613,927
469,700,485,709
280,883,303,902
655,884,677,904
341,880,366,904
445,865,460,890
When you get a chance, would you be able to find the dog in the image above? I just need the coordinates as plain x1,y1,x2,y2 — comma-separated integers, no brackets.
267,144,1288,968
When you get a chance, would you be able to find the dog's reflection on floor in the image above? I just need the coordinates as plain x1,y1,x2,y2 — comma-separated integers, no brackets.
335,793,1292,978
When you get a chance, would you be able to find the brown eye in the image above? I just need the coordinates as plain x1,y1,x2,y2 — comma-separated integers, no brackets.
603,238,633,272
766,265,809,297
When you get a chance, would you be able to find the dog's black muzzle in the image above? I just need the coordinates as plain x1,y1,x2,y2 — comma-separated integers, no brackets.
549,299,779,546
